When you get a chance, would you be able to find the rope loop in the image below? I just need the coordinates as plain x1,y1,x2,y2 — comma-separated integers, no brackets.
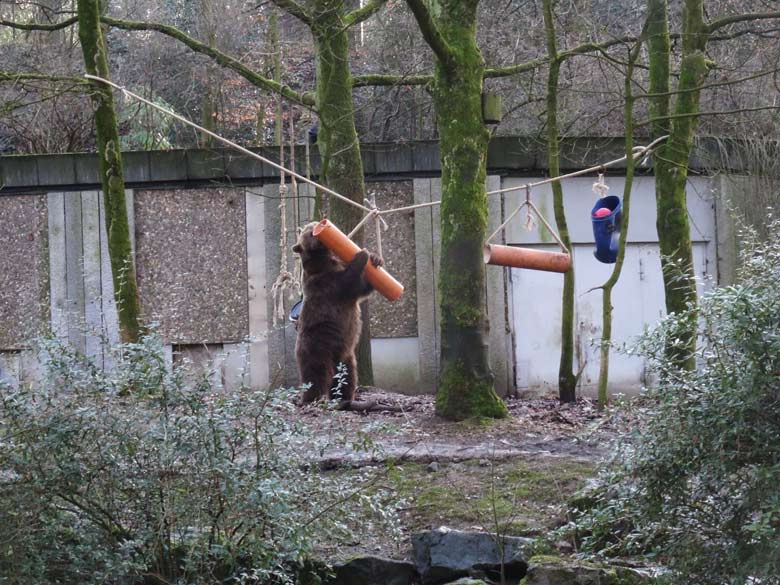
592,171,610,198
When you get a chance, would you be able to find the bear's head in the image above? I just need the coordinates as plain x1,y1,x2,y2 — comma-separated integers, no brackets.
293,222,339,274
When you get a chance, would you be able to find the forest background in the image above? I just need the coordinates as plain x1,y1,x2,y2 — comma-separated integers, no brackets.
2,0,779,155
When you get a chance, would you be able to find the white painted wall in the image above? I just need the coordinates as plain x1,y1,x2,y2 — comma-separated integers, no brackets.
0,175,723,400
371,337,421,393
503,176,717,397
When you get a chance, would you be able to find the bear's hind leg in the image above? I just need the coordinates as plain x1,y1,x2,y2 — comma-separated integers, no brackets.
330,353,357,403
300,359,334,403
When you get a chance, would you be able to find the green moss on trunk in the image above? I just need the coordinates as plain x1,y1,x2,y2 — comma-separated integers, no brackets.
78,0,142,343
427,0,506,420
312,3,374,385
543,0,577,403
647,0,708,370
597,44,641,409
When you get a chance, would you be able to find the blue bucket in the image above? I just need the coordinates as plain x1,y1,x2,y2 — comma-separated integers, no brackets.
591,195,622,264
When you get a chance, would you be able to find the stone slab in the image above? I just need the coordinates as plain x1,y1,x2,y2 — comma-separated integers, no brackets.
365,180,417,338
134,187,249,344
332,556,418,585
0,193,48,348
1,156,39,188
186,149,225,181
412,527,532,584
73,153,100,185
36,154,76,186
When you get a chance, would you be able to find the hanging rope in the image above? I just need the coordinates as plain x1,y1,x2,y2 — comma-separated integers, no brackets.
270,121,301,326
593,167,610,198
290,113,304,290
522,186,536,231
84,75,668,259
483,138,667,252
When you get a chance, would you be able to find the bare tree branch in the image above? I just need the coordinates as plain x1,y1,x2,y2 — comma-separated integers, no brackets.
100,16,315,109
404,0,455,72
484,56,547,78
266,0,312,26
344,0,387,28
559,36,637,60
710,25,780,42
354,35,639,87
636,105,780,128
0,15,77,31
352,73,431,87
0,71,88,85
708,11,780,34
636,65,780,100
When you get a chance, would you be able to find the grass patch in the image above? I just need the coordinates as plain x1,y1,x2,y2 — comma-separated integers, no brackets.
387,457,595,536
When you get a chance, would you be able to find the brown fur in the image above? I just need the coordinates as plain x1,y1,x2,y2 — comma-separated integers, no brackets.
292,222,382,404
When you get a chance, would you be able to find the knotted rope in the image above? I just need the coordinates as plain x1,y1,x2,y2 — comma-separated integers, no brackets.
270,130,301,326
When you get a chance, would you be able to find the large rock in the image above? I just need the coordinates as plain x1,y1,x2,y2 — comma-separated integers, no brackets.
523,556,657,585
412,527,533,584
331,555,419,585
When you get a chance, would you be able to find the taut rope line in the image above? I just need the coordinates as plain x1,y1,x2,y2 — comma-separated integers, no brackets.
485,136,668,246
85,74,667,257
84,74,372,215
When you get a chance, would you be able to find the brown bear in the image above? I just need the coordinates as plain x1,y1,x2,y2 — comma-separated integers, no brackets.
292,222,382,405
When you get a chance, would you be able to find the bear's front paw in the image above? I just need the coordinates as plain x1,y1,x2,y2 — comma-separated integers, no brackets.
354,249,370,265
369,253,384,268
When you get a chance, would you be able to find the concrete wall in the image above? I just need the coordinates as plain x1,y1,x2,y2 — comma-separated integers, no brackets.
502,175,718,397
0,139,741,397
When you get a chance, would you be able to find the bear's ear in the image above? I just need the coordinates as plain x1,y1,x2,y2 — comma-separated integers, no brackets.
292,243,302,253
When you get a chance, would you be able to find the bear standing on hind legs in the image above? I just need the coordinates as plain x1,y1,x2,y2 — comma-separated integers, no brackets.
292,222,382,406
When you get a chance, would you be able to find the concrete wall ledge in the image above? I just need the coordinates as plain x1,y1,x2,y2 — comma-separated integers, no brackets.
3,137,773,195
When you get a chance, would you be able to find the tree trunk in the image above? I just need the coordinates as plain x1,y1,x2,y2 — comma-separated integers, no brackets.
647,0,706,370
426,1,507,420
312,5,375,386
78,0,142,343
542,0,577,403
597,44,640,409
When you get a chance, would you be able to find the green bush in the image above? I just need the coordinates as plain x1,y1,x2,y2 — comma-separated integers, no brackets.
0,335,399,584
572,219,780,583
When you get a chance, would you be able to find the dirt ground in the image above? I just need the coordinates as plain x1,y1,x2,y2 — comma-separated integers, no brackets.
296,388,627,560
298,387,619,465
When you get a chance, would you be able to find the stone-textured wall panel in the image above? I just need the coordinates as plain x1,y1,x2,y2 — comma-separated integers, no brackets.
0,194,48,348
364,180,418,338
134,188,248,343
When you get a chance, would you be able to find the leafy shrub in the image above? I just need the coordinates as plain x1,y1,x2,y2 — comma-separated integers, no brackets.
118,93,175,150
0,335,400,584
571,219,780,584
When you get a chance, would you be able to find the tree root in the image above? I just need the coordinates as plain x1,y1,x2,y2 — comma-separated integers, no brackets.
337,399,404,413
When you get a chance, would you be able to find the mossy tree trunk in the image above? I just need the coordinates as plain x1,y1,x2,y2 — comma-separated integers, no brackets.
311,2,375,385
596,42,642,409
101,0,387,384
406,0,507,420
78,0,142,343
542,0,577,403
646,0,707,369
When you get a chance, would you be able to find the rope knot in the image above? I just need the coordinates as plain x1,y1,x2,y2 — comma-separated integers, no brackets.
592,172,610,198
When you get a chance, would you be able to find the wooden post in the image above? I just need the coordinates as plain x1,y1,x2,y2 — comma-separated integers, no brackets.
312,219,404,301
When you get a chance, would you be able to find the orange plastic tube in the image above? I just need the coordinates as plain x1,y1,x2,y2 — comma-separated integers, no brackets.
312,219,405,301
484,244,571,273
